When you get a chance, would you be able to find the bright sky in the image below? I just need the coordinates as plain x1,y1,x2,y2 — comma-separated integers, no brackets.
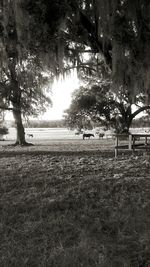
5,71,79,121
41,71,79,120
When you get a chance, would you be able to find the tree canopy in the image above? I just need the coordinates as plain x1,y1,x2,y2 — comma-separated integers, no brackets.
0,0,54,144
1,0,150,94
0,0,150,142
64,64,150,133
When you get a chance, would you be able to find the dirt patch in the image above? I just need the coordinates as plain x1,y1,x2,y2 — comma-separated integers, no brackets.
0,140,150,266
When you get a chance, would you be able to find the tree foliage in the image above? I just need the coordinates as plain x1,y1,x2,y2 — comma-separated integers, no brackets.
0,0,53,144
68,0,150,98
64,40,150,133
0,58,52,114
1,0,150,94
64,79,150,133
0,125,8,135
19,0,150,100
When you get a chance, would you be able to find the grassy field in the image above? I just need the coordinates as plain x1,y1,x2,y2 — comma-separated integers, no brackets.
0,139,150,266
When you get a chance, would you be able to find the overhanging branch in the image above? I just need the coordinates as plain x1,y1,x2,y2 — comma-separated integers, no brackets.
131,105,150,119
0,105,20,111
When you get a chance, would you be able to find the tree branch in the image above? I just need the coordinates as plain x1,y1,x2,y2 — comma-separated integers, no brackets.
131,105,150,119
78,11,112,68
0,105,20,111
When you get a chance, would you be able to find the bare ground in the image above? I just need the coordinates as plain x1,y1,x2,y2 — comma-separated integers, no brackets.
0,139,150,266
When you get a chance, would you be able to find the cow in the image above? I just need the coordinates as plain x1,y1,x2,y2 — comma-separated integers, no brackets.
75,132,80,135
83,133,94,140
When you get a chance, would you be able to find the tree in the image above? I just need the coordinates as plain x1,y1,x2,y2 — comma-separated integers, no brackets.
64,47,150,133
22,0,150,103
64,82,150,133
0,57,52,145
0,0,54,145
66,0,150,97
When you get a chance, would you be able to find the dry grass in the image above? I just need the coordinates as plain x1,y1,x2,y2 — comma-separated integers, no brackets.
0,140,150,266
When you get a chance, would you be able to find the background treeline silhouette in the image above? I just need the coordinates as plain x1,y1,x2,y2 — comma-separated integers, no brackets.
7,116,150,129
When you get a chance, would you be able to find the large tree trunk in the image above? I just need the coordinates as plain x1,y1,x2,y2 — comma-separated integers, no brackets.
121,118,132,133
118,105,150,133
12,108,26,145
8,61,33,146
114,104,132,133
12,108,32,146
115,114,132,134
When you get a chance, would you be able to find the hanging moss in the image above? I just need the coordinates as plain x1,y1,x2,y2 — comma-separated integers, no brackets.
1,0,150,100
95,0,150,97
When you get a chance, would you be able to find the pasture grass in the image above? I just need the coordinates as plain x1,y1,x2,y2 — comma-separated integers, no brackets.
0,140,150,266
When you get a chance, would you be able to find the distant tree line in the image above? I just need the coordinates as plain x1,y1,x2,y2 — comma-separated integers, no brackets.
10,120,65,128
8,117,150,130
132,116,150,128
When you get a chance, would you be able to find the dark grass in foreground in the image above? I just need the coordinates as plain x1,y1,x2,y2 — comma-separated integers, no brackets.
0,145,150,266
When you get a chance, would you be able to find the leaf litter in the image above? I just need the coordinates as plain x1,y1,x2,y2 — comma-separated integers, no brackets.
0,142,150,266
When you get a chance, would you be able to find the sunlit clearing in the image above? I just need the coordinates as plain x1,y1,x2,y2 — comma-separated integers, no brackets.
39,71,79,120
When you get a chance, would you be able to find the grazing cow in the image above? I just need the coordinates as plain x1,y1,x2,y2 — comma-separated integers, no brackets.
27,134,33,138
83,133,94,140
